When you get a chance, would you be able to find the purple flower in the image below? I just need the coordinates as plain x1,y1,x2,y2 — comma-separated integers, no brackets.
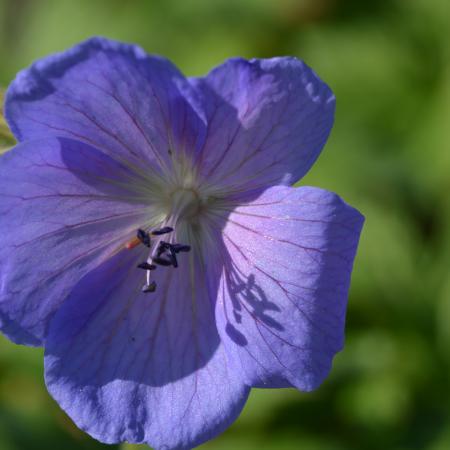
0,37,364,449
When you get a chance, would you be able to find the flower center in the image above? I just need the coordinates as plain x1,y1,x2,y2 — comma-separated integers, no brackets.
169,188,202,223
125,188,204,294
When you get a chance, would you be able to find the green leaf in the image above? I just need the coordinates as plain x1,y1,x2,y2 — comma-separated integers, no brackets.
0,89,15,153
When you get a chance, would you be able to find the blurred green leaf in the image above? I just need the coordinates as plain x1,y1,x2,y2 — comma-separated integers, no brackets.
0,89,15,152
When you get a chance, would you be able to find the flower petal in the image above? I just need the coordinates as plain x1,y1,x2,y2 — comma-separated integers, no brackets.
5,37,206,172
0,137,152,345
191,57,335,192
44,247,249,450
215,186,364,391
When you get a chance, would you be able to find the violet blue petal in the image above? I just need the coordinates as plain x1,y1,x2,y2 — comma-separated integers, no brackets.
190,58,335,192
216,185,364,391
44,247,249,450
5,37,206,171
0,137,152,346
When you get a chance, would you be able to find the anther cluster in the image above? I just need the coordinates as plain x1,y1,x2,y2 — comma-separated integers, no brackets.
135,227,191,293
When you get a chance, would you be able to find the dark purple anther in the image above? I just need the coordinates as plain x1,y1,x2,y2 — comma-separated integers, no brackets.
156,241,171,257
153,256,172,267
171,244,191,253
151,227,174,236
142,281,157,293
137,229,151,247
137,262,157,271
168,251,178,268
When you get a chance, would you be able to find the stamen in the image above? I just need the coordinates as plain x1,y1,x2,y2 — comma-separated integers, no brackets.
137,229,151,247
157,241,171,256
137,262,157,270
151,227,174,236
153,256,173,266
142,281,157,293
171,244,191,253
133,226,190,292
168,250,178,268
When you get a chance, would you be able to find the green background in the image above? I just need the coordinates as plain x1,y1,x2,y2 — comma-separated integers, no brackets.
0,0,449,449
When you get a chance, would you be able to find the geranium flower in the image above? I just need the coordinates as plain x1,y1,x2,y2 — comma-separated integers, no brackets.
0,38,364,449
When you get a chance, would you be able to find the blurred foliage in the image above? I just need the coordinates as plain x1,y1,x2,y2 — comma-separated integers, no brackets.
0,0,449,449
0,90,15,152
